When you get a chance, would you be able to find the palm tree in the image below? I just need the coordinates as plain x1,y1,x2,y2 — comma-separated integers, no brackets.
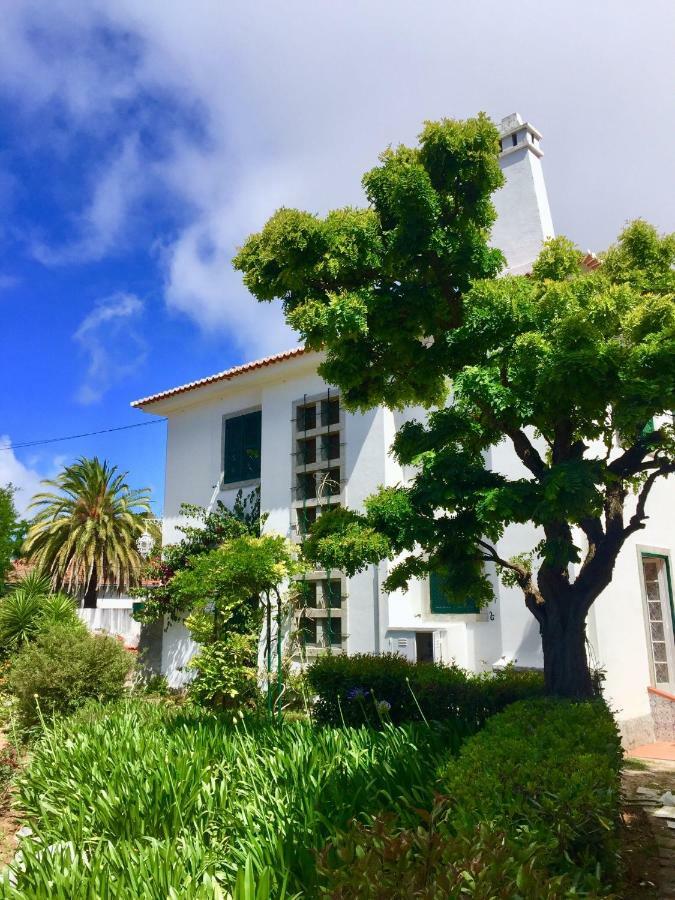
23,458,154,608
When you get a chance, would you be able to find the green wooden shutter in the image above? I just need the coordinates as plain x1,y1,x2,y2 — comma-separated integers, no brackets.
224,411,261,484
242,410,262,479
429,572,480,614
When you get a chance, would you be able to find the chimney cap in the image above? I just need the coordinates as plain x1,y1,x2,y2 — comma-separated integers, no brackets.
498,112,543,142
498,113,544,159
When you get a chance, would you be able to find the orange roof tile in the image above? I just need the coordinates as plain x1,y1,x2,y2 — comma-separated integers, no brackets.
131,346,309,408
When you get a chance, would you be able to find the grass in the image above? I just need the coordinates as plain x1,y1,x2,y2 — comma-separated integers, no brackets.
0,700,464,898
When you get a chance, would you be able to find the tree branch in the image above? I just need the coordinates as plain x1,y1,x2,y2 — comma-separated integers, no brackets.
624,464,675,539
477,540,545,615
504,427,547,479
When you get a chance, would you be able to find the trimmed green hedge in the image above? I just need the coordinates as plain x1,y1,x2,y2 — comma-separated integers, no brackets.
320,698,623,897
441,697,623,886
307,652,545,728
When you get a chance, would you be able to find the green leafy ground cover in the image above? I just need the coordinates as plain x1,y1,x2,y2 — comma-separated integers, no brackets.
0,696,624,899
0,702,462,898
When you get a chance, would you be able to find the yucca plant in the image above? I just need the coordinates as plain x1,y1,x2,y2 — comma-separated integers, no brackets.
0,584,79,651
23,457,154,607
0,588,43,649
10,569,52,600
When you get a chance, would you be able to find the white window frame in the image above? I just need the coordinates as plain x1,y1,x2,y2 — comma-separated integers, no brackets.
637,545,675,691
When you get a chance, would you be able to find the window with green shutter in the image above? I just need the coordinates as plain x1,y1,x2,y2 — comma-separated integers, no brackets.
429,572,480,614
223,410,262,484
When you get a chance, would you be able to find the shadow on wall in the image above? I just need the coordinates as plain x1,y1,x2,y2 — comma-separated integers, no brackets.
513,616,545,670
161,619,199,689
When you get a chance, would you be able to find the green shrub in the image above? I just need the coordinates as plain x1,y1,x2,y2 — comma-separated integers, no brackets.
186,633,260,713
7,623,134,726
441,698,623,883
307,652,545,728
0,586,79,652
320,698,623,897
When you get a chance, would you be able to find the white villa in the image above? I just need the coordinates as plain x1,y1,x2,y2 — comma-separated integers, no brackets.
131,114,674,747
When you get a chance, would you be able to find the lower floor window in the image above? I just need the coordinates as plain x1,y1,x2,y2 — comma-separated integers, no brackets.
299,614,342,648
641,553,675,687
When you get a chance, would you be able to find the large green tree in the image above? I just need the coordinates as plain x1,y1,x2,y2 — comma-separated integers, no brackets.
234,115,675,698
23,457,154,608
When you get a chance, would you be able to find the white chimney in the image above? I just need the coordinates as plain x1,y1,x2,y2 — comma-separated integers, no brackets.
491,113,555,274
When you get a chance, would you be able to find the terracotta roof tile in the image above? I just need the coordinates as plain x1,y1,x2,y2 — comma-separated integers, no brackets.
131,346,309,408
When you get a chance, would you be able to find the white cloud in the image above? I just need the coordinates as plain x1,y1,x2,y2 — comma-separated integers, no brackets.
32,136,145,265
0,437,45,517
1,0,674,357
74,292,147,404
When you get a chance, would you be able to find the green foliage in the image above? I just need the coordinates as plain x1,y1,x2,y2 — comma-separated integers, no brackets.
331,220,675,603
320,699,622,898
441,699,623,885
132,490,262,625
301,506,391,575
3,701,459,896
186,634,260,713
23,457,154,602
307,653,545,728
0,484,21,592
0,573,79,653
7,623,133,726
234,114,505,412
173,535,303,641
174,534,303,710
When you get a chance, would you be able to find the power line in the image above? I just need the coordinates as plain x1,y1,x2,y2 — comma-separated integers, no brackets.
0,418,166,452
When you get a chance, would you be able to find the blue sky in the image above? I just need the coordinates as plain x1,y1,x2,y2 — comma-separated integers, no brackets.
1,0,673,516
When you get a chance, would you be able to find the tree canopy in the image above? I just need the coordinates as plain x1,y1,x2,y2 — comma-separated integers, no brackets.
235,114,675,697
234,114,505,410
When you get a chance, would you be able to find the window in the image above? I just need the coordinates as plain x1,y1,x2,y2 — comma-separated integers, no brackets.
320,579,342,609
296,472,317,501
321,432,340,461
641,554,675,687
299,615,317,646
297,437,317,465
223,410,261,484
317,467,341,499
429,573,479,614
296,403,316,432
297,505,317,537
324,616,342,646
292,391,345,653
321,397,339,427
511,133,518,147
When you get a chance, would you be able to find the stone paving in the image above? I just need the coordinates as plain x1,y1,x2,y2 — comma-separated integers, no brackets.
624,755,675,899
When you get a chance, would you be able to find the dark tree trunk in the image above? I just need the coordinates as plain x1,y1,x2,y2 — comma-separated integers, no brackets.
83,561,98,609
540,601,594,699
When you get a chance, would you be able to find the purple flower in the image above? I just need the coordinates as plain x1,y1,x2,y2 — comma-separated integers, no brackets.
346,687,368,701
